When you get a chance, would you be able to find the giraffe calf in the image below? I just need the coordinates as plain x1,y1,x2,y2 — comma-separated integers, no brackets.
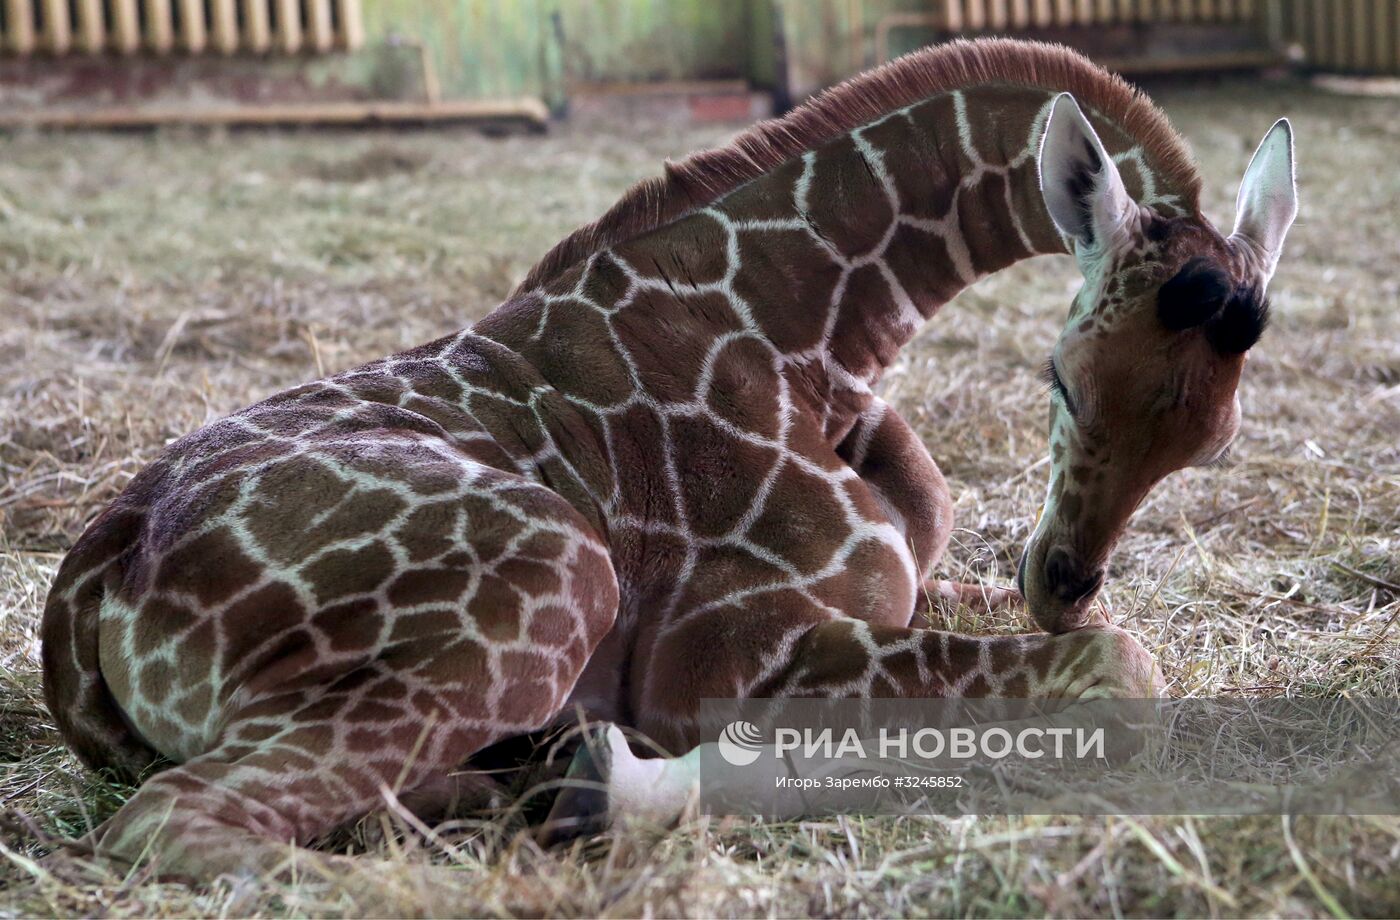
43,39,1294,877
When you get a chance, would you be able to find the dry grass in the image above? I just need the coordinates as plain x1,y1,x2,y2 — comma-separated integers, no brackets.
2,76,1398,917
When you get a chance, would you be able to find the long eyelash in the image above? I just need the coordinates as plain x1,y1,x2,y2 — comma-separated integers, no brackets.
1207,446,1235,470
1040,357,1077,416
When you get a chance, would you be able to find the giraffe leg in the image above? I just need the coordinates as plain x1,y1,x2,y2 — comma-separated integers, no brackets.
70,447,620,879
90,634,608,878
838,400,1019,619
547,621,1162,836
925,578,1019,612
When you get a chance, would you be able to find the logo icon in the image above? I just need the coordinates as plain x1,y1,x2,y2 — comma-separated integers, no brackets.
718,720,765,766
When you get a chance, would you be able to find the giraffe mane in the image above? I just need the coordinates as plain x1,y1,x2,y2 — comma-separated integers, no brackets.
515,37,1203,295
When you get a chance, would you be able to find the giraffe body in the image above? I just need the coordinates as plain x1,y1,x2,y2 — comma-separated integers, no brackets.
42,40,1296,875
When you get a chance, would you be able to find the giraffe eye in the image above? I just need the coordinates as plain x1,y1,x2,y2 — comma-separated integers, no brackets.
1040,358,1078,418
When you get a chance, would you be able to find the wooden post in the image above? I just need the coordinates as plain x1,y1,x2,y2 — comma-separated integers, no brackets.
112,0,140,54
211,0,238,53
41,0,70,52
146,0,175,54
243,0,271,53
338,0,365,51
5,0,36,54
275,0,302,53
179,0,207,51
307,0,334,53
75,0,104,52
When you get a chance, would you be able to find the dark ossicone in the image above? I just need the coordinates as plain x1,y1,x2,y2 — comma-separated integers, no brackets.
1207,285,1269,354
1157,257,1230,330
1157,257,1269,353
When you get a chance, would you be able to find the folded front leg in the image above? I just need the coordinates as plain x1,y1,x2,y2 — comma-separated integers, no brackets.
838,399,1019,620
543,618,1163,839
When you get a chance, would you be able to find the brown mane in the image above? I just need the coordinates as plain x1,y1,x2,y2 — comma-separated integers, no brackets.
515,37,1202,295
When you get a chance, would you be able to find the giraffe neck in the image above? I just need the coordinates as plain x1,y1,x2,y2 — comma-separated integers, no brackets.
508,83,1174,446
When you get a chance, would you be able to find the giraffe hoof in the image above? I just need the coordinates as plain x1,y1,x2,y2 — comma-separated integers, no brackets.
536,725,618,847
929,580,1021,612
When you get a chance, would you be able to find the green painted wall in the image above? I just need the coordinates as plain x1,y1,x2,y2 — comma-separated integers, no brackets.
772,0,941,100
357,0,949,109
361,0,564,104
361,0,778,109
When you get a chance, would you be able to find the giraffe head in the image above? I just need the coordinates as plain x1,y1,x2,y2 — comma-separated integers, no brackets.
1019,94,1298,633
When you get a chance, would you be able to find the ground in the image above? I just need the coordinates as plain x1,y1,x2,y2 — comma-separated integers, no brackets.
1,76,1397,917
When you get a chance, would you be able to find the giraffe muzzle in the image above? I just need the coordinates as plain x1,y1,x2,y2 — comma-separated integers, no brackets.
1022,543,1107,633
1044,546,1104,606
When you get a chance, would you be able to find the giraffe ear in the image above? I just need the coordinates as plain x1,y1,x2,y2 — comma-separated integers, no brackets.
1038,93,1134,254
1230,118,1297,283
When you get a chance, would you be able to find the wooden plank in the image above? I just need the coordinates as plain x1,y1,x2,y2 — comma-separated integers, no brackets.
274,0,301,53
111,0,140,54
146,0,175,54
42,0,70,52
1332,0,1348,70
337,0,363,51
306,0,333,52
5,0,36,54
0,98,552,130
1354,0,1371,70
178,0,206,52
1353,0,1372,70
1009,0,1029,28
1388,0,1400,72
75,0,103,52
1393,0,1400,72
243,0,271,52
1053,0,1073,26
210,0,237,53
1310,0,1327,68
